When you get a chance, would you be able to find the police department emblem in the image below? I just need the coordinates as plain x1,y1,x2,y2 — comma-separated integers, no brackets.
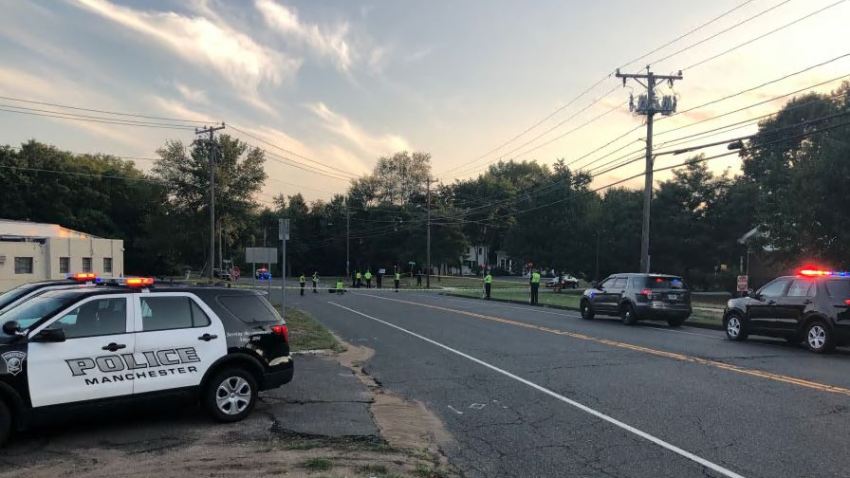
2,351,25,376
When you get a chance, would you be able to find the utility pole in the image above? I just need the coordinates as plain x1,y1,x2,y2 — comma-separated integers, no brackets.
615,68,682,273
195,123,226,281
426,176,432,289
345,197,350,279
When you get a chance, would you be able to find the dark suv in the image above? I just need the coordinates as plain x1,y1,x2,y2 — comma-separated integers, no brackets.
723,271,850,353
580,273,692,326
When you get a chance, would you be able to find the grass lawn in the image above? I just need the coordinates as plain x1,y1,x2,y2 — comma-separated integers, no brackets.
283,307,345,352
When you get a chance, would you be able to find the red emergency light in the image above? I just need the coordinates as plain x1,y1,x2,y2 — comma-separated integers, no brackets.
70,273,97,282
124,277,155,287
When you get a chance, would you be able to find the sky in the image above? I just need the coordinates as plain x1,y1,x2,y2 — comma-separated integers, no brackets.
0,0,847,206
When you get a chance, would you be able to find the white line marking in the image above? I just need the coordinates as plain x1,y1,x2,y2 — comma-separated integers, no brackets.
328,301,747,478
447,405,464,415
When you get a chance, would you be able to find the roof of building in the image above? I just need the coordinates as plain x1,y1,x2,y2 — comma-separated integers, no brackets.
0,219,102,240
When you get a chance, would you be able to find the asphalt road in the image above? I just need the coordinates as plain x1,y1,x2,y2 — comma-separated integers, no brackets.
293,287,850,478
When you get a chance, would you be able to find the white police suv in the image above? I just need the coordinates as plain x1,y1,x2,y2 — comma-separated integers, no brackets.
0,278,294,444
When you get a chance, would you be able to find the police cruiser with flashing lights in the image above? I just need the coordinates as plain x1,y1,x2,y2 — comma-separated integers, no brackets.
0,273,100,314
723,268,850,353
0,277,293,444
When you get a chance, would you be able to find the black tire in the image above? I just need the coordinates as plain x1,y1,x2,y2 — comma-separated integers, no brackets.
0,399,11,447
724,312,748,341
667,317,686,328
580,300,594,320
621,304,637,326
804,319,836,354
203,367,259,423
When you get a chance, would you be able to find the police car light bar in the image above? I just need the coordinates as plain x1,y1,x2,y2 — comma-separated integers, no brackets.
69,273,98,282
797,269,850,277
124,277,155,287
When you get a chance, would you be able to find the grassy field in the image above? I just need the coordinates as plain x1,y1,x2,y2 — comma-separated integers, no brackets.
283,307,345,352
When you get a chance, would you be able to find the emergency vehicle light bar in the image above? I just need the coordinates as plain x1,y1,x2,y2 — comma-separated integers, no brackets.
124,277,155,287
69,273,98,282
798,269,850,277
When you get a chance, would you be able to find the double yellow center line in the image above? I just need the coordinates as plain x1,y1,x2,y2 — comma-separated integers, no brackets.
367,294,850,398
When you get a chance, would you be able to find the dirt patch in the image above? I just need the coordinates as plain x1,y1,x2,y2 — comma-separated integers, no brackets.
337,342,455,470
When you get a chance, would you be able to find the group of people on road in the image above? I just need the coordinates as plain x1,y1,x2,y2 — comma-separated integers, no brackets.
297,268,404,295
298,271,320,296
481,268,542,305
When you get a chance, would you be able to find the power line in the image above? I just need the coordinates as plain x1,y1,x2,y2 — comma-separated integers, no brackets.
0,95,212,124
682,0,849,71
228,124,361,179
648,0,793,67
0,106,197,130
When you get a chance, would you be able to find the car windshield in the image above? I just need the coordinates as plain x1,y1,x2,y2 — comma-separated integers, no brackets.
640,276,687,290
0,283,39,310
0,290,82,333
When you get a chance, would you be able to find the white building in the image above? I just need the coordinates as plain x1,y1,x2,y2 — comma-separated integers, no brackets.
0,219,124,291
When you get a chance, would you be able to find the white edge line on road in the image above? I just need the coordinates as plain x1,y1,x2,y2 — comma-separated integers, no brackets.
328,301,747,478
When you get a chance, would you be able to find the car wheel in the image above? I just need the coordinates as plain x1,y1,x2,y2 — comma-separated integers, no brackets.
0,399,11,446
667,317,686,328
805,320,836,354
580,300,594,320
204,367,259,423
724,313,747,341
621,304,637,326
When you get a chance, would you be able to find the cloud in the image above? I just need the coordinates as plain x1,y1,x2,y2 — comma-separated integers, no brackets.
255,0,353,72
307,102,410,158
174,82,209,105
72,0,300,93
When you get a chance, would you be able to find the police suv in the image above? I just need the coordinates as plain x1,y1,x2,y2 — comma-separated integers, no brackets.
0,278,294,444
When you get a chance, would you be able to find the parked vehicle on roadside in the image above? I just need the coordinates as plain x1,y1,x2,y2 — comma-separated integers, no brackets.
0,277,293,445
0,274,100,314
546,274,579,289
580,273,691,326
723,268,850,353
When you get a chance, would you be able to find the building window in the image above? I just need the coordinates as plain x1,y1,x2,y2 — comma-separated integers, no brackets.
103,257,113,274
14,257,33,274
59,257,70,274
82,257,92,273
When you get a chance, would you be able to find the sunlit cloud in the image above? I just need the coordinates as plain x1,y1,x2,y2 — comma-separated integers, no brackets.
73,0,300,93
307,102,411,160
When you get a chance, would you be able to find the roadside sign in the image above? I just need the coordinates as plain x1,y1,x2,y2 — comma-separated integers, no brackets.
246,247,278,264
279,218,290,241
737,275,748,292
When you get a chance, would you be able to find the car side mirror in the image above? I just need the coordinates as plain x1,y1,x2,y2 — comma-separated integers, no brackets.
30,327,66,343
2,321,22,336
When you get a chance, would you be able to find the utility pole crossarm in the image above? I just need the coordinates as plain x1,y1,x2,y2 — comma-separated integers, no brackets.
615,69,684,81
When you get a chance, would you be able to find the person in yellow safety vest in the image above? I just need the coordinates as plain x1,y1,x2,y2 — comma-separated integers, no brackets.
299,273,306,296
335,279,345,294
312,271,319,293
394,271,401,292
364,270,373,288
355,271,362,288
483,271,493,300
530,269,541,305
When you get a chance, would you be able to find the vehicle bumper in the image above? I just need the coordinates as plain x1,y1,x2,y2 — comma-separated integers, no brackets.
634,304,691,320
261,357,294,390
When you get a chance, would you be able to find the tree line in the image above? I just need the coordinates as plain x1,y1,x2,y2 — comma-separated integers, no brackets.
1,83,847,290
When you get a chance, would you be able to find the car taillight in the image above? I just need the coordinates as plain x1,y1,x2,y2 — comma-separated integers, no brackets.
640,288,653,299
272,324,289,343
844,299,850,306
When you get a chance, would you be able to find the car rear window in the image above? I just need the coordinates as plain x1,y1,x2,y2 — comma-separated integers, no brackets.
218,294,281,323
825,280,850,299
639,276,687,289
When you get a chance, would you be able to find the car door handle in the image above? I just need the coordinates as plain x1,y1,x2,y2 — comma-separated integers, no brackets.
198,333,218,342
102,342,126,352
